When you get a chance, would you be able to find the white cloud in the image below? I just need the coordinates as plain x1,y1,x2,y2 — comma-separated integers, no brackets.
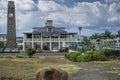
0,0,38,35
38,0,67,12
108,2,120,22
60,0,65,3
104,0,119,3
0,0,120,36
38,0,120,31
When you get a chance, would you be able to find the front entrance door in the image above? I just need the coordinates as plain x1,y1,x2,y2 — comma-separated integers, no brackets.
43,42,50,50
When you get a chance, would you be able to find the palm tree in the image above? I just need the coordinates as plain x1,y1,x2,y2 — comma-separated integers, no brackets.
117,30,120,37
110,34,115,39
89,33,100,39
99,33,105,39
102,29,112,39
83,36,95,49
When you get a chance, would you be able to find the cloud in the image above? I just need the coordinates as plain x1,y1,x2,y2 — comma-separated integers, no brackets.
104,0,119,3
0,0,38,35
38,0,66,12
37,0,120,31
0,0,120,36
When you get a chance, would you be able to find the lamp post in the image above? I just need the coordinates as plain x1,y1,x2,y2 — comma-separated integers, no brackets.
77,27,82,50
78,27,82,41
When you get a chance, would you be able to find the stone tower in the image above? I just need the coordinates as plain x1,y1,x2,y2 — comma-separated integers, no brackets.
7,1,16,48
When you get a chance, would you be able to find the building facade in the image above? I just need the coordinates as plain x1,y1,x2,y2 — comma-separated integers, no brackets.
7,1,16,48
0,34,23,48
91,38,120,50
23,20,80,51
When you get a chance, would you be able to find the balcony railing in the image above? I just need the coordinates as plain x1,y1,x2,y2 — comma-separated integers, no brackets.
24,38,78,42
0,38,7,41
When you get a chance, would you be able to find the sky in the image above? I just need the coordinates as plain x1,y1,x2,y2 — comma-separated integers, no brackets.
0,0,120,36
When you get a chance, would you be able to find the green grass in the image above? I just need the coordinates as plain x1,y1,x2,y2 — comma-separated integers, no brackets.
107,67,120,74
92,60,120,65
92,60,120,74
0,57,79,80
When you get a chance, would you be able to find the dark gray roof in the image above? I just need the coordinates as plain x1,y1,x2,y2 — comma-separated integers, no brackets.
69,33,77,34
0,34,7,36
33,27,68,34
23,32,32,34
16,37,23,39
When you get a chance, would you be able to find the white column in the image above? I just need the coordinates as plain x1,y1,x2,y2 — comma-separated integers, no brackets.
50,34,52,51
63,42,65,47
41,33,43,49
23,42,25,51
23,34,25,51
58,33,60,50
68,34,70,48
32,33,34,48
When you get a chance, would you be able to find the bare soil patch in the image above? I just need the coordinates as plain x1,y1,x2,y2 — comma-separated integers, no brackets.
70,60,120,80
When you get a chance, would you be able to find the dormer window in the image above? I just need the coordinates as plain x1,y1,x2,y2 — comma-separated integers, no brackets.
45,20,53,32
47,27,53,32
48,28,51,31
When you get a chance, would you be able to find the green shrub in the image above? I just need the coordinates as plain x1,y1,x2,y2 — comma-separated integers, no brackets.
26,48,36,58
64,53,69,59
69,52,78,61
64,52,78,62
0,41,4,48
65,49,106,62
76,52,94,62
95,49,105,61
76,54,85,62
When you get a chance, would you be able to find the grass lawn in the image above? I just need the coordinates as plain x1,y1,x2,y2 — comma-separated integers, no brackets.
0,56,79,80
92,60,120,74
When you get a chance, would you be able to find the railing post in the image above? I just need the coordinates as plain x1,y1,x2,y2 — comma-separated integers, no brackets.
41,33,43,49
50,34,52,51
32,33,34,49
59,33,60,50
23,34,25,51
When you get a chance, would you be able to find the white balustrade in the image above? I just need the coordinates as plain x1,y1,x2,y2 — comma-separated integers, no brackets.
24,38,78,42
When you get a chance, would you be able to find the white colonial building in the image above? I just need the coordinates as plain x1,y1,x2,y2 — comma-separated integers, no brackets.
23,20,80,51
91,38,120,50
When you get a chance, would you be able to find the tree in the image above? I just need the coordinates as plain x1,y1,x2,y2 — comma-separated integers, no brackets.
89,33,100,39
110,34,115,39
0,42,4,48
103,29,112,39
99,33,105,39
117,30,120,37
83,36,93,49
26,48,36,58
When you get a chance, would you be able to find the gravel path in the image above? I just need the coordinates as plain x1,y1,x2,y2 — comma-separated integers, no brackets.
70,62,120,80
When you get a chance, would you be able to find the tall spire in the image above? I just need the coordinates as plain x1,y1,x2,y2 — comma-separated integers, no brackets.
7,1,16,48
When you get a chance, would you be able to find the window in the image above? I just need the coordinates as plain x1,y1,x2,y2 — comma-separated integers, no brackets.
27,34,32,38
34,35,40,38
47,28,52,32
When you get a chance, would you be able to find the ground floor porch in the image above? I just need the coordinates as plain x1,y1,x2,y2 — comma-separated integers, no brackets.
23,41,78,51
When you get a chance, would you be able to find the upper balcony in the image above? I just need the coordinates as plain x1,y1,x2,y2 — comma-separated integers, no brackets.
0,38,7,42
24,37,78,42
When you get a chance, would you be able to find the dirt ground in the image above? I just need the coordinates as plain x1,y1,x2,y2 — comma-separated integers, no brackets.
0,57,120,80
70,61,120,80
